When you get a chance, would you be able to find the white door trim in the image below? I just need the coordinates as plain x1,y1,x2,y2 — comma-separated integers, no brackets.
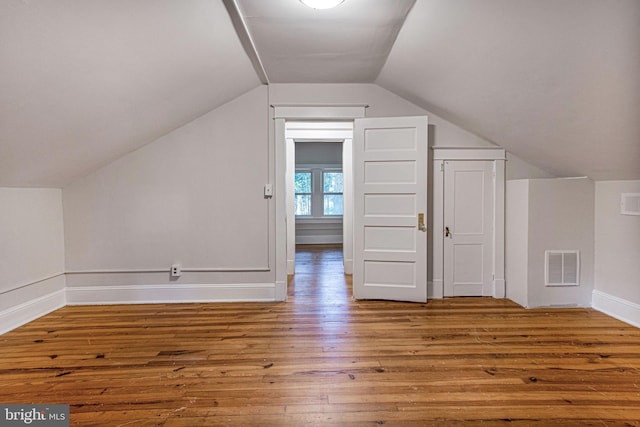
432,147,506,299
273,106,366,300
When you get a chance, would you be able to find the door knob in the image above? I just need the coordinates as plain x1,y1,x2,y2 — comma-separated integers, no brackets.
418,213,426,232
445,226,451,237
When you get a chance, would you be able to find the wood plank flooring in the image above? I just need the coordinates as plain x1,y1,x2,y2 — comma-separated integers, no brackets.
1,244,639,426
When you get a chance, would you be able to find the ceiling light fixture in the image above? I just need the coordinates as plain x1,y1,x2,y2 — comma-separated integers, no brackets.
300,0,345,10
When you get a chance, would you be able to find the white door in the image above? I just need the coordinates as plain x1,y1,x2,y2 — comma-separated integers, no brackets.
353,116,428,302
443,160,493,296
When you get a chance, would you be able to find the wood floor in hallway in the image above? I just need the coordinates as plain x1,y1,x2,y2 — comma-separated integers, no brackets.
1,244,639,426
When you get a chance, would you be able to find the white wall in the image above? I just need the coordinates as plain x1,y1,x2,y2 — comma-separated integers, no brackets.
56,82,556,306
270,83,495,148
593,180,640,326
505,178,594,308
505,180,529,307
506,152,556,180
0,188,66,333
528,178,594,307
63,86,275,303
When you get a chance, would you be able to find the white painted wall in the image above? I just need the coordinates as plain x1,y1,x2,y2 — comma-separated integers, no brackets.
63,86,275,303
0,188,66,333
271,84,551,185
506,152,556,180
270,84,495,148
505,178,594,308
593,180,640,325
528,178,594,307
57,82,556,306
505,180,529,307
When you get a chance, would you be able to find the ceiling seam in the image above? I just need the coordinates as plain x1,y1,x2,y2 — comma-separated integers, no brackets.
222,0,269,85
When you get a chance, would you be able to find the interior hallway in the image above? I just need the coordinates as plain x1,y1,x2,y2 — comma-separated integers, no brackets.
289,244,350,303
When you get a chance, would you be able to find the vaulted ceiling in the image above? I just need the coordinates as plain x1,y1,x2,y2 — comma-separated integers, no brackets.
0,0,259,187
377,0,640,180
1,0,638,187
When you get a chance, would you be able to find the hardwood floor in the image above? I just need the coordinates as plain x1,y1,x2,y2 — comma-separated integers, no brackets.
1,244,639,426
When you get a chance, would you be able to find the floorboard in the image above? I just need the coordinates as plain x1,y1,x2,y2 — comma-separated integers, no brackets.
1,244,639,426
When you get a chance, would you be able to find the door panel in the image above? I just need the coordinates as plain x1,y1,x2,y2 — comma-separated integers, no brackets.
364,227,416,252
444,160,493,297
364,194,416,217
353,116,428,302
364,261,416,288
364,161,417,184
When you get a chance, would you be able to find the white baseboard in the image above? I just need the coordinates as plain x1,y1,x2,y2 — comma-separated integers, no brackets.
493,279,506,298
0,289,66,335
296,236,342,244
66,283,278,305
430,279,443,299
343,259,353,275
592,290,640,328
275,280,287,302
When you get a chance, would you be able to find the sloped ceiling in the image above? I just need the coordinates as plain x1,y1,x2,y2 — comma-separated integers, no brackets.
0,0,260,187
2,0,638,187
377,0,640,180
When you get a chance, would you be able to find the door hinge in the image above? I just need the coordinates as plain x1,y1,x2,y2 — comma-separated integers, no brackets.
440,163,444,172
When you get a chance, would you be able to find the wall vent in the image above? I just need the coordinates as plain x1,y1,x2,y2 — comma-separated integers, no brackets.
545,250,579,287
621,193,640,216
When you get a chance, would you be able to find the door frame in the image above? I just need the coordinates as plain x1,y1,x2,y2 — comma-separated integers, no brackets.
285,122,353,274
272,104,367,301
432,147,506,299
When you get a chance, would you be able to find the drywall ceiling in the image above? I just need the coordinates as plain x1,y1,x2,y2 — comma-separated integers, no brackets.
0,0,260,187
2,0,637,186
235,0,415,83
377,0,640,180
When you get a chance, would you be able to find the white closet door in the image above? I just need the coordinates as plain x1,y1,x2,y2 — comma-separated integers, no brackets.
443,160,493,296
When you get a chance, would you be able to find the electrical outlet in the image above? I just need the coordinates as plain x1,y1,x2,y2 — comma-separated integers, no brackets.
171,264,181,277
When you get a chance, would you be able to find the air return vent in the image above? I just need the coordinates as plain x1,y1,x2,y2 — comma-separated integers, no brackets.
621,193,640,216
545,250,579,286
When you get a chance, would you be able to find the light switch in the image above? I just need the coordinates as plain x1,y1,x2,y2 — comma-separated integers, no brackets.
264,184,273,198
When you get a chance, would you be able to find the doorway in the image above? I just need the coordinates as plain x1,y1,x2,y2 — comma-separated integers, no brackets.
431,147,506,299
285,121,354,277
273,106,429,304
288,245,350,301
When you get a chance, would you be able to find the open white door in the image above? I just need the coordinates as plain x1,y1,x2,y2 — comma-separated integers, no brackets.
353,116,428,302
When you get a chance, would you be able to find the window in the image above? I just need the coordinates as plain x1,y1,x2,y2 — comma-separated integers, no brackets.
323,171,343,216
295,167,343,218
294,171,312,216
